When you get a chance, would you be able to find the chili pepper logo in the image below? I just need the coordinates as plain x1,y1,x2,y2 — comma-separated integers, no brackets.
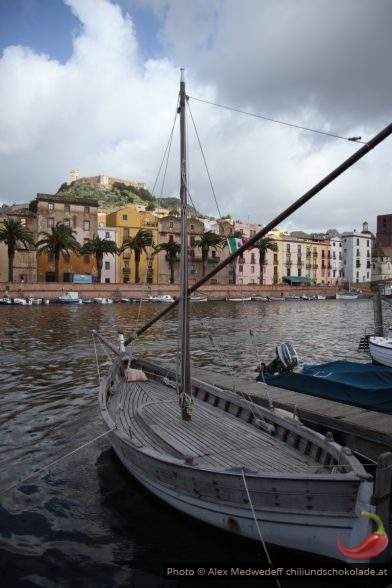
337,511,388,560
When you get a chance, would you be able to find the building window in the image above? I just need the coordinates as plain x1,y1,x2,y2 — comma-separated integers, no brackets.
83,254,90,264
122,214,128,221
63,219,70,227
123,228,129,241
84,206,90,214
64,204,70,213
105,261,110,270
63,254,70,264
48,217,55,228
48,253,54,263
83,220,90,231
48,202,54,211
105,232,110,239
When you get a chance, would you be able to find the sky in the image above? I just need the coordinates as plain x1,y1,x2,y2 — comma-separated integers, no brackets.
0,0,391,234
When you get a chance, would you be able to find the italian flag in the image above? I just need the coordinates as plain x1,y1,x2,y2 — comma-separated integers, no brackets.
227,236,247,253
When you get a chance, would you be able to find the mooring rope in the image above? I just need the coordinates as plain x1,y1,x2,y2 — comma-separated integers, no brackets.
0,427,116,495
241,467,283,588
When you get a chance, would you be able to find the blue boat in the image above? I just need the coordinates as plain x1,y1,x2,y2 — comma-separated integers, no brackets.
257,358,392,413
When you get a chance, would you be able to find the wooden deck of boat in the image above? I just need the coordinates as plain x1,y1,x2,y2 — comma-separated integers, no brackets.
108,378,324,474
191,366,392,460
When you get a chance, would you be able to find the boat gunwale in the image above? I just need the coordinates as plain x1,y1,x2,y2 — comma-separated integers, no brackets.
98,354,372,482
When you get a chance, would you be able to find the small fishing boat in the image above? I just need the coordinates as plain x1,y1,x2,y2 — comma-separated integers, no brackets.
226,296,252,302
251,295,268,301
258,344,392,413
94,75,392,562
94,297,114,304
336,291,360,300
267,295,285,301
147,294,175,303
58,291,83,304
0,295,12,304
190,295,208,302
368,326,392,368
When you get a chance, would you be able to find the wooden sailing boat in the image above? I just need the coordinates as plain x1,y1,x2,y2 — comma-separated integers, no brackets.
95,74,392,562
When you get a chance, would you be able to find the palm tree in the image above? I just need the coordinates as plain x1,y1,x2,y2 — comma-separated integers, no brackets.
194,231,225,277
155,241,181,283
119,229,153,284
0,218,35,282
81,234,118,283
36,222,81,282
254,237,278,285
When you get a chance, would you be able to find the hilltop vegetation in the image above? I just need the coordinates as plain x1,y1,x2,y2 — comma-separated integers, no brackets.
56,181,199,215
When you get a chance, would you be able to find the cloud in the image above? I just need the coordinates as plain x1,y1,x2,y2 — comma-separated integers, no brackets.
0,0,391,235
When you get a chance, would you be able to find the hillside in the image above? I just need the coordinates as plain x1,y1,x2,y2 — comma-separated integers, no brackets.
56,181,199,215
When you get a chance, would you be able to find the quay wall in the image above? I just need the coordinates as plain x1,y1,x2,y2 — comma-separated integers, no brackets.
0,281,373,301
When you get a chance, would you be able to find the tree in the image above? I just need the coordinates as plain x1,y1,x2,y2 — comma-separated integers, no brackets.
254,237,278,285
119,229,153,284
194,231,226,277
0,218,35,282
80,234,118,283
36,222,81,282
155,241,181,284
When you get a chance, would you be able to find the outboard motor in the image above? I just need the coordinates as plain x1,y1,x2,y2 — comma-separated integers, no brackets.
258,343,298,375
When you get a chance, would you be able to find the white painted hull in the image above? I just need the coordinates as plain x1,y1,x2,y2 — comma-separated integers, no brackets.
108,430,372,562
97,353,375,563
369,337,392,367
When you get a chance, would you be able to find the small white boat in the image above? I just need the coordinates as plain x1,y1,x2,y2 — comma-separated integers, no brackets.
190,295,208,302
368,326,392,368
226,296,252,302
58,292,83,304
94,297,114,304
251,295,268,301
336,291,360,300
148,294,175,303
0,296,12,304
13,298,30,305
267,295,285,301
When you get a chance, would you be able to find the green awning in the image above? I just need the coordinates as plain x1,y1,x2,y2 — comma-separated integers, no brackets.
283,276,313,284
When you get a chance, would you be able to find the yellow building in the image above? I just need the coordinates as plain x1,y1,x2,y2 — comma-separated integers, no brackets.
105,207,159,283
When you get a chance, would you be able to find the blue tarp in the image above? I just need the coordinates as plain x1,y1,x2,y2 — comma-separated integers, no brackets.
257,360,392,413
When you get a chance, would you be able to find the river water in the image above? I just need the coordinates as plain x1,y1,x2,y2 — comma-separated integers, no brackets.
0,298,391,588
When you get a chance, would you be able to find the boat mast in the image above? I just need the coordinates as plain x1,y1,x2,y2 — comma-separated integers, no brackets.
178,69,193,421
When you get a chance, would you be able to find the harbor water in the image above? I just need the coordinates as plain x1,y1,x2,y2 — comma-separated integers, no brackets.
1,298,391,588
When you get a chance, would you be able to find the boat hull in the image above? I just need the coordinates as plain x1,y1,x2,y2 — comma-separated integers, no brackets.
107,427,372,562
98,355,375,563
369,337,392,368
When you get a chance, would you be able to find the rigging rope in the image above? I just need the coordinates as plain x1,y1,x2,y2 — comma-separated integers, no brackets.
189,95,366,145
0,427,116,496
241,467,283,588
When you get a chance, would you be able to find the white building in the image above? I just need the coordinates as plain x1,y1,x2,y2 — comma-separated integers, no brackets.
329,236,343,283
341,223,373,285
98,226,118,283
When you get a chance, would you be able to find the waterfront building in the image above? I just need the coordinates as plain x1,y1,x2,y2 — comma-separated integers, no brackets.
329,235,343,285
157,215,206,284
105,206,158,284
376,214,392,258
340,222,374,285
28,194,98,282
233,221,262,285
0,204,37,283
97,225,119,283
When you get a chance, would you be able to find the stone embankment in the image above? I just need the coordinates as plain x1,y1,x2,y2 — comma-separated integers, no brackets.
1,281,373,302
